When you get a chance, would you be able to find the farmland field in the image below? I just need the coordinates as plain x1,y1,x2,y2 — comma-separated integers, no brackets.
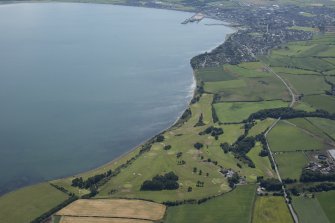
281,73,329,95
59,217,153,223
196,66,236,82
212,76,290,102
252,196,293,223
307,118,335,140
317,191,335,223
292,196,330,223
268,120,325,152
164,184,256,223
204,79,247,93
274,152,308,180
0,183,69,223
56,199,166,221
213,100,287,123
303,94,335,113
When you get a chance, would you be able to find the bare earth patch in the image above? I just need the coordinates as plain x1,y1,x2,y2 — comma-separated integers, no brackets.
56,199,166,221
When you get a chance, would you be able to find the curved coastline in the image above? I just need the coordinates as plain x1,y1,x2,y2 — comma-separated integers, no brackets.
0,2,235,195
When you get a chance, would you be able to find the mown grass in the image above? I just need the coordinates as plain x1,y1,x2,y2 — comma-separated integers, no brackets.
247,143,276,179
213,100,287,123
292,196,330,223
317,191,335,223
93,94,234,201
164,184,256,223
274,152,308,180
0,183,68,223
268,120,325,152
247,119,276,137
252,196,293,223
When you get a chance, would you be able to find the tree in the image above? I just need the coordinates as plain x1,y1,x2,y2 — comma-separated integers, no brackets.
194,142,203,150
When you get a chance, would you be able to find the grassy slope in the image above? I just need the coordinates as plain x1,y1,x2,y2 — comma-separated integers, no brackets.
252,196,293,223
292,196,330,223
164,184,256,223
0,183,68,223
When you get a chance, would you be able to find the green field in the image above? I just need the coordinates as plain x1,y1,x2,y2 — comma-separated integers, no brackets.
252,196,293,223
317,191,335,223
164,184,256,223
0,183,68,223
268,120,325,152
274,152,308,180
303,94,335,114
196,66,236,82
307,118,335,140
204,79,247,93
247,143,276,179
247,119,275,137
281,73,329,95
292,196,330,223
272,66,320,75
212,77,289,102
213,100,287,123
225,63,270,78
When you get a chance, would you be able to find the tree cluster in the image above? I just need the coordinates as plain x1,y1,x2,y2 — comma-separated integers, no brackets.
228,172,240,188
300,169,335,182
260,178,282,191
71,170,113,189
194,142,204,150
199,126,224,139
245,107,335,122
140,172,179,191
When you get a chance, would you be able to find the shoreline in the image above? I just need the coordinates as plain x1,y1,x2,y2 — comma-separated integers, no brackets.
0,1,236,195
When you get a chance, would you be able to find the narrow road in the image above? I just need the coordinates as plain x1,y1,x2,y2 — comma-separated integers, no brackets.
262,66,299,223
243,45,299,223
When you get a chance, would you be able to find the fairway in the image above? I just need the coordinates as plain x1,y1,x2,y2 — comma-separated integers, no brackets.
317,191,335,223
292,196,329,223
164,185,256,223
0,183,69,223
252,196,293,223
247,143,275,179
213,100,287,123
274,152,308,180
56,199,166,221
268,120,324,152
